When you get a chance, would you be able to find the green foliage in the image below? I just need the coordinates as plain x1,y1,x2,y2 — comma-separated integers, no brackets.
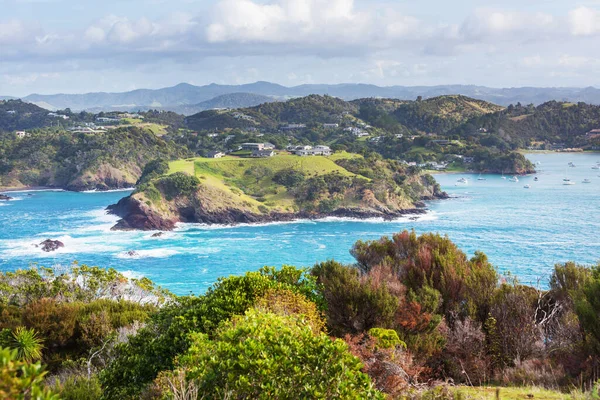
368,328,406,350
7,327,44,362
137,159,170,185
0,347,60,400
574,264,600,356
272,167,306,188
350,230,497,323
53,375,103,400
0,264,170,307
164,309,383,399
0,126,189,190
312,260,399,336
100,265,320,399
154,172,200,200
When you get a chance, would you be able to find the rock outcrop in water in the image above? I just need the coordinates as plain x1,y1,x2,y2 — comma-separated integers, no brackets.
0,194,12,200
38,239,64,252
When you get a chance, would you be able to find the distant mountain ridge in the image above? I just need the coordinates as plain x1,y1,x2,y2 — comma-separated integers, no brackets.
5,82,600,113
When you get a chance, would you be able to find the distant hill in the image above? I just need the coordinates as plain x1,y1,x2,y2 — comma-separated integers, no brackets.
165,93,277,115
13,82,600,112
185,94,357,131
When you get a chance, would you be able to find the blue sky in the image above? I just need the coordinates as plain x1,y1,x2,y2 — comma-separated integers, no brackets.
1,0,600,96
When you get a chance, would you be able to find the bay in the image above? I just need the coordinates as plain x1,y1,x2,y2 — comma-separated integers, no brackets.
1,152,599,295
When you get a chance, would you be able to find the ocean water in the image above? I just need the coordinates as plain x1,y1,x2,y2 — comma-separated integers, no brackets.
1,153,599,295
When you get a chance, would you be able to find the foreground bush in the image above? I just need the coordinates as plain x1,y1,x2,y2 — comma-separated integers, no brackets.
156,309,383,399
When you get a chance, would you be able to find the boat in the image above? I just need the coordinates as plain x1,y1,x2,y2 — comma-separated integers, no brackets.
477,174,486,181
583,179,592,184
592,165,599,170
524,184,531,189
563,180,576,185
501,170,506,180
456,177,468,185
568,162,576,168
509,176,519,182
534,177,539,181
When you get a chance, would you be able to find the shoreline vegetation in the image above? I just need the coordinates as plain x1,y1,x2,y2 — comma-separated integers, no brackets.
2,231,600,399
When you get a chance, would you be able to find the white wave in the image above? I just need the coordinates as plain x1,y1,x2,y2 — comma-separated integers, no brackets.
175,211,437,231
4,189,65,194
116,248,179,259
81,188,135,194
121,270,145,279
0,235,122,258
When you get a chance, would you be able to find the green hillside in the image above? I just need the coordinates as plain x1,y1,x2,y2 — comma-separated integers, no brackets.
111,152,444,230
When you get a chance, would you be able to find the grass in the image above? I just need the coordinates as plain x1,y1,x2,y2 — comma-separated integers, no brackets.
450,386,581,400
166,152,363,212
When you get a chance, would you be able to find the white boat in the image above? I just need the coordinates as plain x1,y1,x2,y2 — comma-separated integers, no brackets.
568,162,576,168
456,178,468,185
477,174,486,181
563,180,576,185
583,179,592,184
509,176,519,182
592,165,599,170
524,184,531,189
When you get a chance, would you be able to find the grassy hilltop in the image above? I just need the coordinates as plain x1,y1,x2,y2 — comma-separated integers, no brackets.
109,152,445,230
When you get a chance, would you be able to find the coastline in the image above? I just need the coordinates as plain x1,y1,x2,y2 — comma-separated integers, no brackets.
0,186,60,193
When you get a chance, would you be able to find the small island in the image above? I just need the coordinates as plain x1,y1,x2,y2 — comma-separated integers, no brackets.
108,152,447,230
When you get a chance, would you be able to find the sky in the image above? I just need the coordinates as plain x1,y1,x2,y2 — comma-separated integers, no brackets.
2,0,600,96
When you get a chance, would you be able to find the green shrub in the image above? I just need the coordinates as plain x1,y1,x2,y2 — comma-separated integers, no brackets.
163,309,383,399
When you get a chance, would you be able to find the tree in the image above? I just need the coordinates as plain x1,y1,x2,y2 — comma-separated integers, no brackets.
158,309,383,399
245,165,272,184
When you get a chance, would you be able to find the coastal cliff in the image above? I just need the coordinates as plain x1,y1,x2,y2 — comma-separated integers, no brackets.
108,154,447,230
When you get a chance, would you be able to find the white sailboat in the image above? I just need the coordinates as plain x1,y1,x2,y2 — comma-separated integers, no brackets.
509,176,519,182
563,168,575,185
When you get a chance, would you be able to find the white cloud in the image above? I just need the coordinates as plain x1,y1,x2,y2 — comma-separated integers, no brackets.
569,6,600,36
0,19,29,44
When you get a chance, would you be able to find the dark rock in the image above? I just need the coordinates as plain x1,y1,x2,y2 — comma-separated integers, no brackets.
0,194,13,201
125,250,139,257
151,232,164,237
39,239,64,252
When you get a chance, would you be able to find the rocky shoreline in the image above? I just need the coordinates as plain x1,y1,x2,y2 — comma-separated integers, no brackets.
107,195,433,231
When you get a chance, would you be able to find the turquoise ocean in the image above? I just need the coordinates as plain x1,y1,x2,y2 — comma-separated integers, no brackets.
1,153,599,295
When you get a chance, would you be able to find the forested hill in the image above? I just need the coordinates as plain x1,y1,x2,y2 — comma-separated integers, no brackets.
0,127,189,191
450,101,600,148
0,100,59,131
185,94,357,130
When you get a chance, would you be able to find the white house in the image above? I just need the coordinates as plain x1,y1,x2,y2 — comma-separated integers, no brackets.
251,149,275,158
48,112,69,120
323,123,339,129
15,131,29,139
208,151,225,158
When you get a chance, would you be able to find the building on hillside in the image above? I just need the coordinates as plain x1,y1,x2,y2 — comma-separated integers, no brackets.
68,126,106,134
281,124,306,130
48,112,69,120
344,127,368,137
463,157,475,164
292,145,332,156
96,117,120,123
242,142,275,151
207,133,219,138
15,131,29,138
323,123,339,129
242,143,265,151
251,149,275,158
7,110,16,115
208,151,225,159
